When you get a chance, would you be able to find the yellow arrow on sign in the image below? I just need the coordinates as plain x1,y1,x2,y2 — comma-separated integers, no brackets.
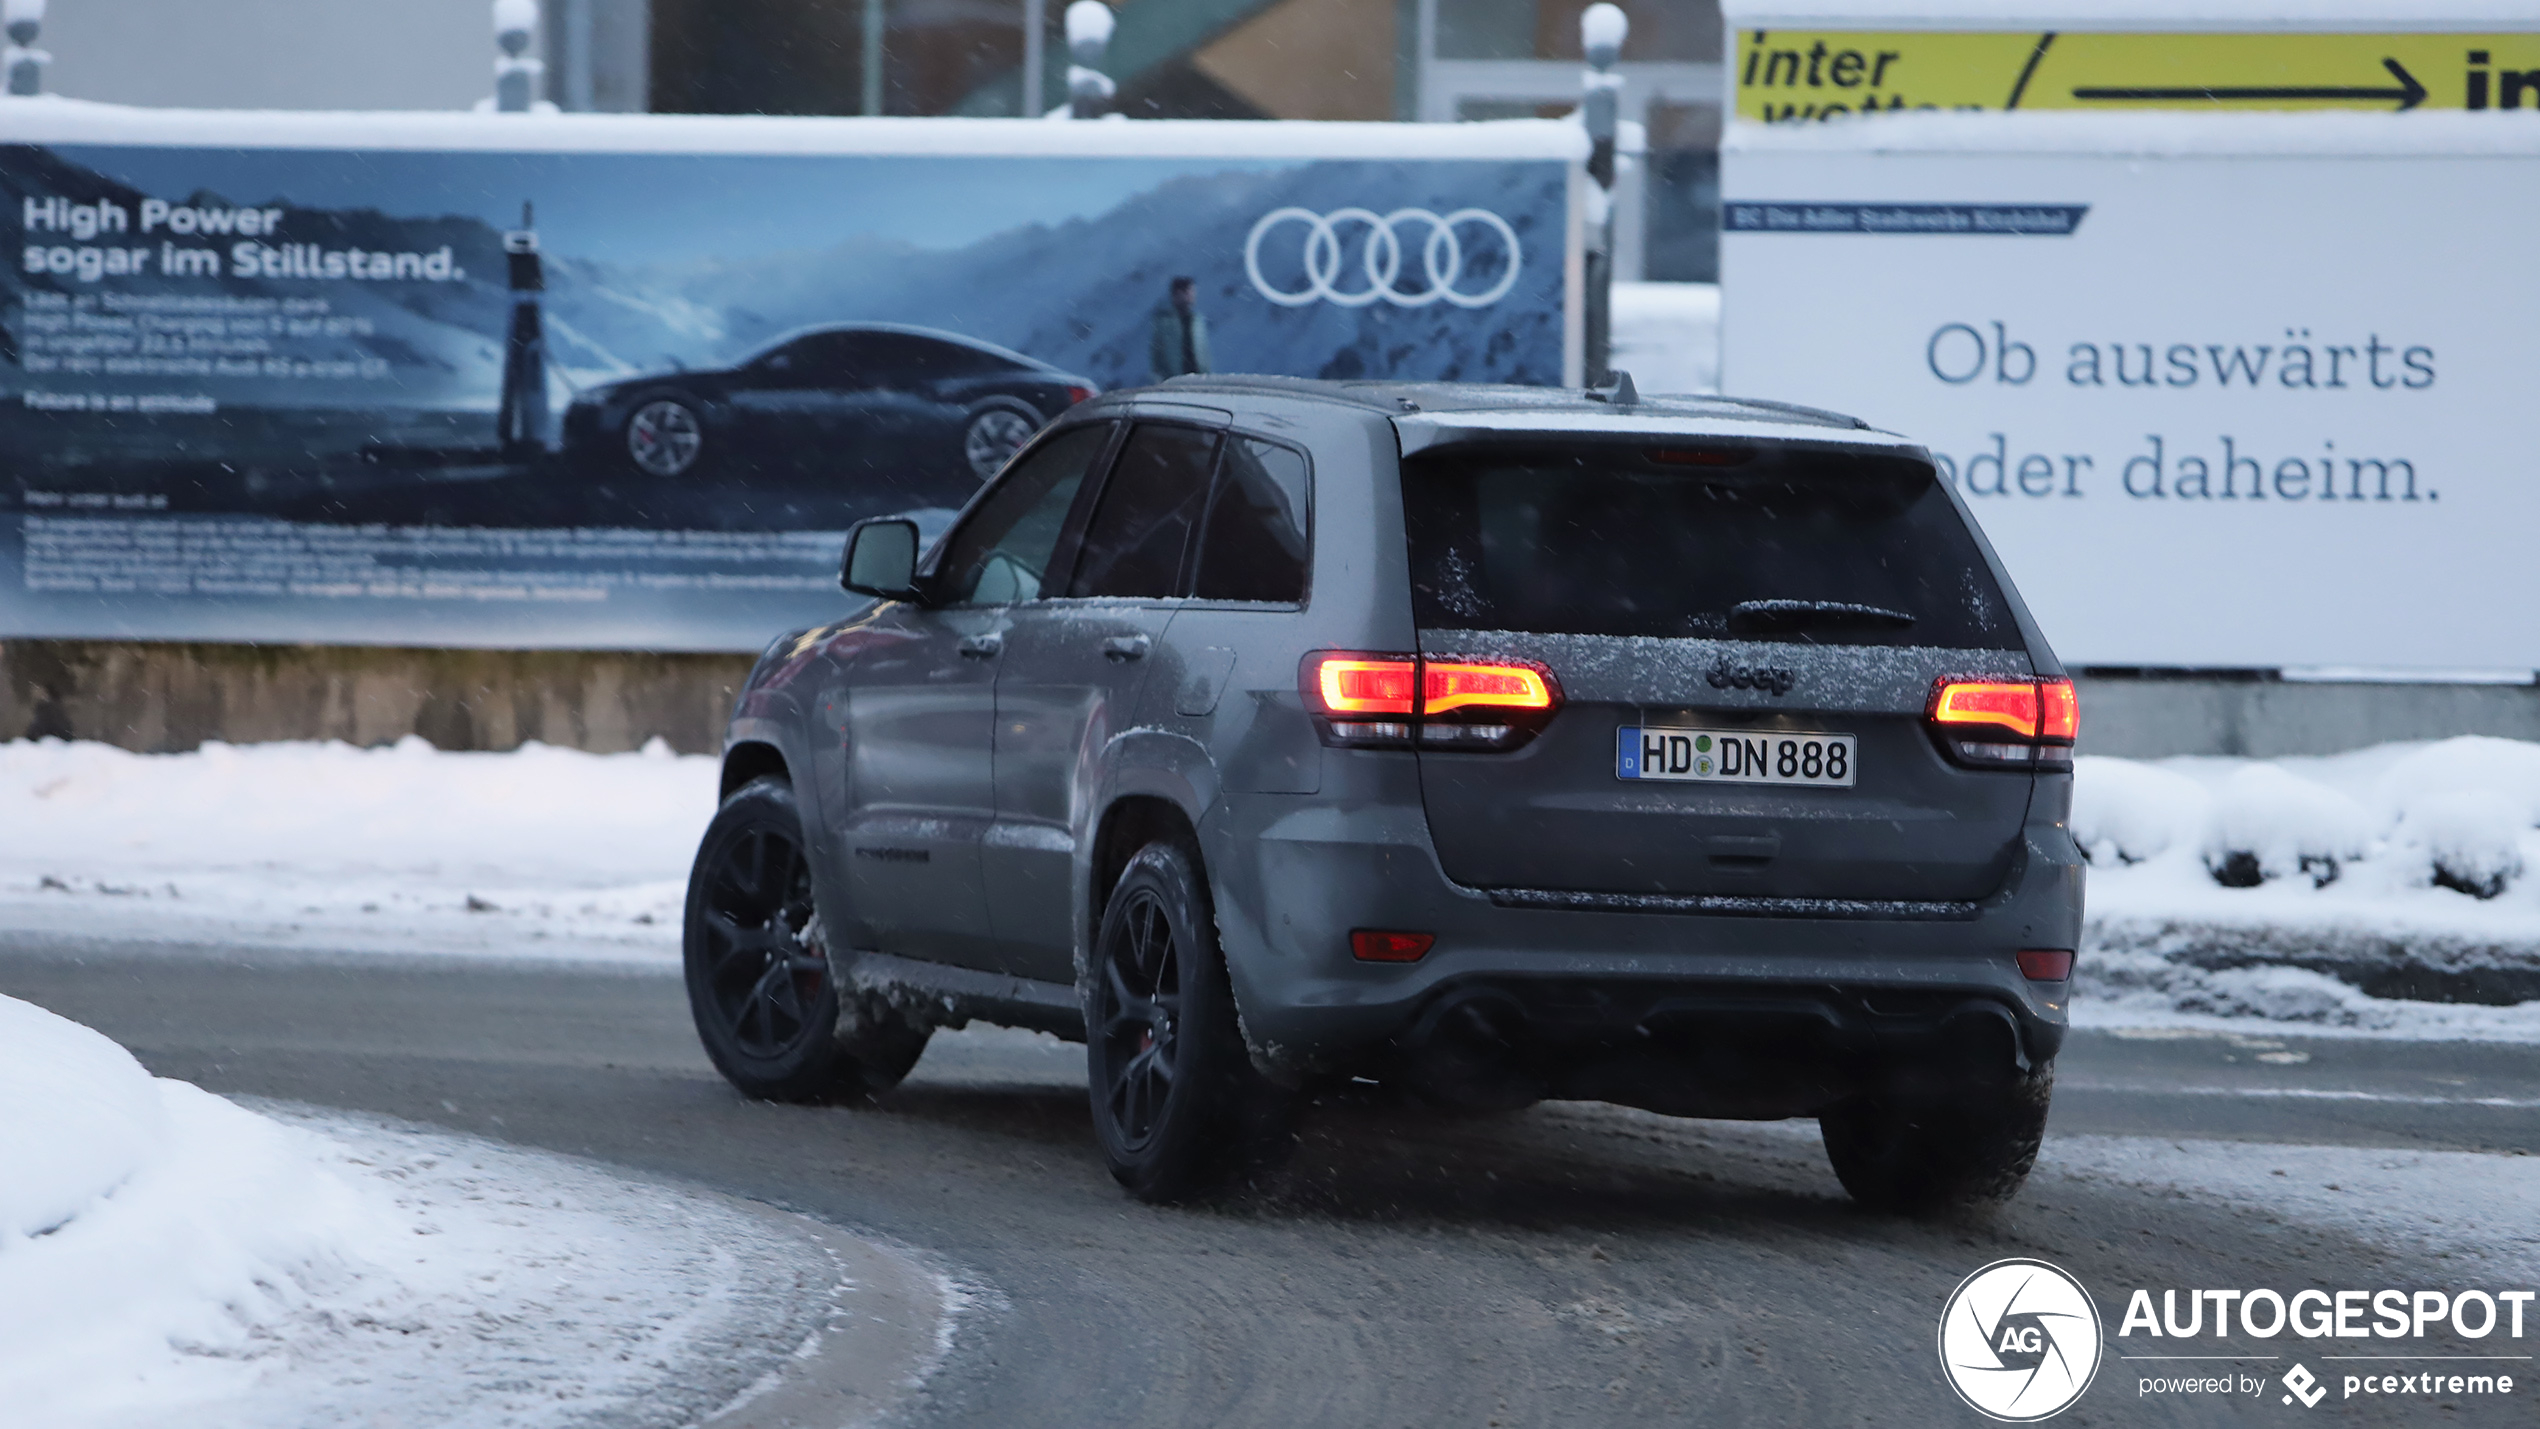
1735,30,2540,120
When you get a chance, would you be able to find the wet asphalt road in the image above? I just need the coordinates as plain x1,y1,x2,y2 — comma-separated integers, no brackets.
3,934,2535,1429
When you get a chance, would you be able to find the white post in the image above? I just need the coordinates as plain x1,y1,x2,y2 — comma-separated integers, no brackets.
1021,0,1045,116
494,0,543,112
1413,0,1437,121
1065,1,1114,119
5,0,48,98
1580,3,1627,388
557,0,594,111
862,0,885,115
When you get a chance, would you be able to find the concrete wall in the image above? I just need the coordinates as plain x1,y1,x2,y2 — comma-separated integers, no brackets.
0,641,750,755
6,641,2535,760
2073,673,2540,760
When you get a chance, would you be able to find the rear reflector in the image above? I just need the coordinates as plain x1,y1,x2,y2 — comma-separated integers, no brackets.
2016,948,2075,982
1351,930,1435,962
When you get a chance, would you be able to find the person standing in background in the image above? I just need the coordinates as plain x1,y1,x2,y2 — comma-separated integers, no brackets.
1150,276,1212,381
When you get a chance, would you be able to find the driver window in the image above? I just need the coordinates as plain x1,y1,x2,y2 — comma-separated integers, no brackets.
935,422,1114,605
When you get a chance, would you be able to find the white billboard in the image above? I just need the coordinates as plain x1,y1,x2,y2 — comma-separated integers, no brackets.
1720,118,2540,673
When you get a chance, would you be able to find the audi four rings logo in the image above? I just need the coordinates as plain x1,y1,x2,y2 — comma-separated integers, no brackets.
1244,206,1523,309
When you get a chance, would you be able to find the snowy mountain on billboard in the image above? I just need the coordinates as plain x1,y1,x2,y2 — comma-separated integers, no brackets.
4,147,1565,426
571,161,1570,390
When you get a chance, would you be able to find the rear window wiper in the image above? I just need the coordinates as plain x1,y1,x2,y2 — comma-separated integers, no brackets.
1728,599,1916,637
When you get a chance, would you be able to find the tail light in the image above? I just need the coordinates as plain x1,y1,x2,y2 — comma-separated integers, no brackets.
1301,652,1562,751
1928,677,2077,770
1065,385,1095,405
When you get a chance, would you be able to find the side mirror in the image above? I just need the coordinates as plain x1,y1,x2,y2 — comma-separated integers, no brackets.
841,517,922,600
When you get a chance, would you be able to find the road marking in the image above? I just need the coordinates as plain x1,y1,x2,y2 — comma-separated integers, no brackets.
1735,30,2540,120
2067,1083,2540,1108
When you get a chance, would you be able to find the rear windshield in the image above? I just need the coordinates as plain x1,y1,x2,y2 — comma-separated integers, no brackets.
1402,444,2018,648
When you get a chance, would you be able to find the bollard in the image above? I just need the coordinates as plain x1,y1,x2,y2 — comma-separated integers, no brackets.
1579,2,1627,387
5,0,48,98
1065,0,1114,119
493,0,543,113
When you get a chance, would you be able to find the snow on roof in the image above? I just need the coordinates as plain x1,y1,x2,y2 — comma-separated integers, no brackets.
1723,0,2540,30
1395,409,1921,455
0,95,1588,161
1726,108,2540,156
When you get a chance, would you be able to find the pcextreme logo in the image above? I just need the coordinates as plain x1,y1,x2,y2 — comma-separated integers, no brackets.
1938,1259,2104,1421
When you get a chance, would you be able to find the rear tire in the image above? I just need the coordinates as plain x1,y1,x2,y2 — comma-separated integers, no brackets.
1819,1063,2053,1214
1085,840,1292,1202
625,394,706,478
683,777,929,1102
959,404,1039,482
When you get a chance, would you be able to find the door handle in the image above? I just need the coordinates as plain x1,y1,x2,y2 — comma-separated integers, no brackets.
959,634,1003,659
1101,635,1151,662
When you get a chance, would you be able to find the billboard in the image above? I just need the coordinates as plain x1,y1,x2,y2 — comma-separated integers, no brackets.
0,108,1579,650
1721,117,2540,673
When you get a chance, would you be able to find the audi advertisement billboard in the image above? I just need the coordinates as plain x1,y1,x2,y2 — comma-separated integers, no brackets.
0,109,1577,649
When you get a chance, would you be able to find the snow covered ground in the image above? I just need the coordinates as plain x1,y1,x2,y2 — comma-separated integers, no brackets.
0,736,705,963
0,992,949,1429
2076,738,2540,1041
5,733,2540,1039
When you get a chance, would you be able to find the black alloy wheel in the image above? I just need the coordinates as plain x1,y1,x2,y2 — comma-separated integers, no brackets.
683,777,927,1101
1085,840,1293,1202
1096,884,1183,1152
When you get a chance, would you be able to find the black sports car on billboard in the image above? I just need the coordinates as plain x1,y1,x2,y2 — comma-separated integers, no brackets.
561,323,1096,492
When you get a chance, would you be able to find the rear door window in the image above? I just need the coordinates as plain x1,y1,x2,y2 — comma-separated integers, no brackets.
1067,423,1220,599
1402,444,2017,648
1190,437,1310,605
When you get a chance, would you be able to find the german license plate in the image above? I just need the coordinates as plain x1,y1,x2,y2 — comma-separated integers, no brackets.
1617,726,1857,787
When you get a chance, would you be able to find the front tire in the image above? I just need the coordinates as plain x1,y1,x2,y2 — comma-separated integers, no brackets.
683,777,928,1101
1085,841,1291,1202
1819,1063,2053,1214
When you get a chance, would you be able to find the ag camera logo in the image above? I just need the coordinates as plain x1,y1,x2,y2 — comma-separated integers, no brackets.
1939,1259,2104,1421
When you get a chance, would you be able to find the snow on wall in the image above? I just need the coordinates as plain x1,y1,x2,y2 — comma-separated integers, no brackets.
0,96,1590,161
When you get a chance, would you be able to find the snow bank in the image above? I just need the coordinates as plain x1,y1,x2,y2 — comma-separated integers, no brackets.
0,996,165,1243
0,995,389,1423
0,736,714,960
2076,737,2540,1038
0,993,941,1428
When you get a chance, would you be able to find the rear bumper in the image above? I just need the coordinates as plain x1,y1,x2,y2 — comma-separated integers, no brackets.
1204,781,2082,1103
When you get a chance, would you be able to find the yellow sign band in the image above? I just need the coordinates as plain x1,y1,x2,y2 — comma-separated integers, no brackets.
1735,31,2540,120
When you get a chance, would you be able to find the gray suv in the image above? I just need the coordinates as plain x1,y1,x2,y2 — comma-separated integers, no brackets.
683,377,2085,1213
